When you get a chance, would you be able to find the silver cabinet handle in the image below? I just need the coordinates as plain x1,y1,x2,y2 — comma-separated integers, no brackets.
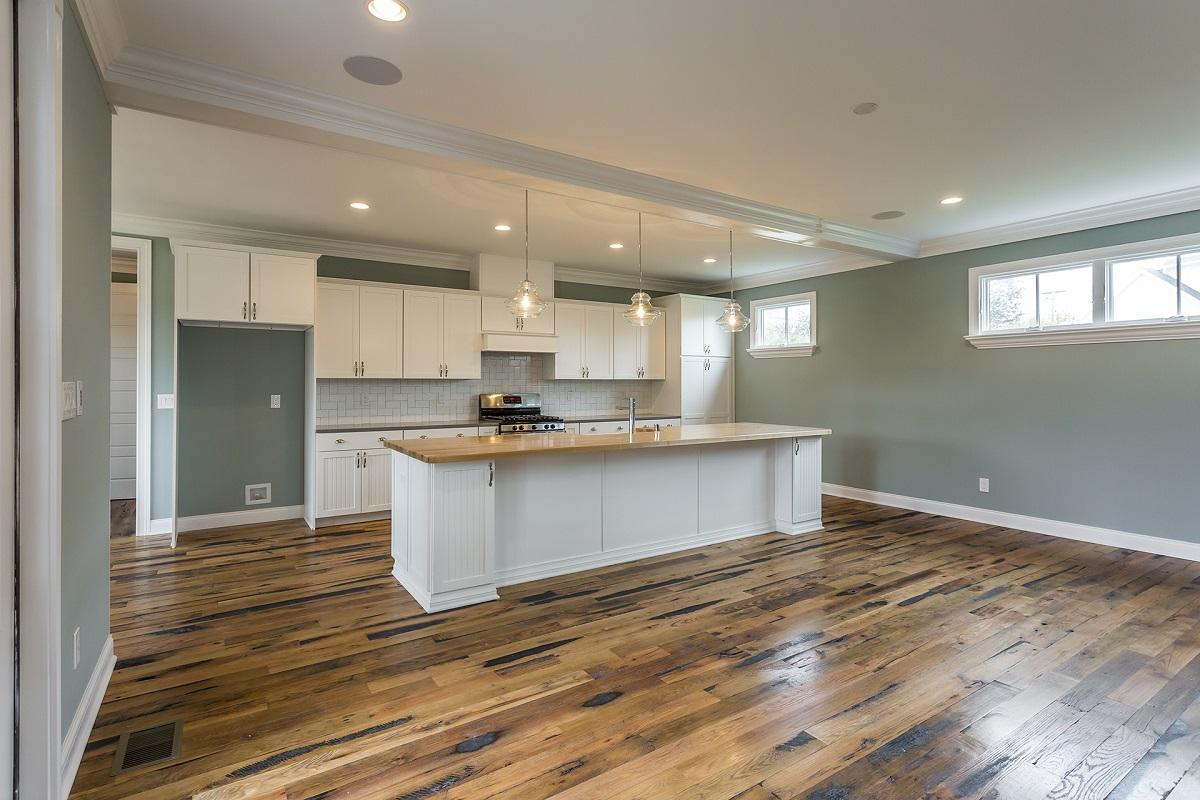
252,301,257,320
794,439,800,455
378,436,386,443
419,434,429,439
590,426,597,432
488,462,494,487
242,301,248,319
355,452,361,468
616,425,624,431
456,433,465,438
360,361,365,376
335,438,346,444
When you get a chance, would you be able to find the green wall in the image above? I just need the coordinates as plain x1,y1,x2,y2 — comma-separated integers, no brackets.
176,328,306,516
735,209,1200,543
554,281,669,304
61,1,112,734
318,255,469,288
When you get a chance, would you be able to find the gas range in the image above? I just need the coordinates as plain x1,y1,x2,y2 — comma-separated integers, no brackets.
479,393,567,434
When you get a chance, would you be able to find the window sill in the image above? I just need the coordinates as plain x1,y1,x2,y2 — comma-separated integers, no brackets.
965,320,1200,349
746,345,816,359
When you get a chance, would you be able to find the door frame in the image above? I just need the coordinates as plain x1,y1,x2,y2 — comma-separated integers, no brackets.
111,235,153,535
2,1,16,796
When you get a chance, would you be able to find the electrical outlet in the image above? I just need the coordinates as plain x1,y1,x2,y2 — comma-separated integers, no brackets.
245,483,271,505
270,394,281,409
73,627,81,670
157,393,175,410
978,477,990,493
60,381,78,420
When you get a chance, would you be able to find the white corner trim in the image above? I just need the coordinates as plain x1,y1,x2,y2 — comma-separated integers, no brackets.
103,44,917,260
920,185,1200,258
554,265,704,294
700,253,887,294
747,345,816,359
112,213,474,271
175,504,305,534
72,0,128,76
147,517,173,536
965,320,1200,349
59,635,114,800
823,483,1200,562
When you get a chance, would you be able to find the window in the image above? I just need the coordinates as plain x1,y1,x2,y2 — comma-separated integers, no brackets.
747,292,816,357
967,233,1200,348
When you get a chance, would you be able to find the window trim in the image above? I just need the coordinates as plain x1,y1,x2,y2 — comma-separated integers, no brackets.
746,291,817,358
966,232,1200,349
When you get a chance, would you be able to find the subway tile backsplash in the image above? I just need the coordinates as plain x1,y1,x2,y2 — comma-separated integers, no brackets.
317,353,662,426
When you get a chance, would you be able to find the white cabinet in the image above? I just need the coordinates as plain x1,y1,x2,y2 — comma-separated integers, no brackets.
553,303,614,380
316,450,361,518
681,356,731,424
316,431,403,520
316,282,404,378
680,295,733,358
614,318,666,379
360,449,393,514
554,304,585,379
175,245,315,327
580,420,631,435
481,296,555,335
403,427,478,441
403,291,481,379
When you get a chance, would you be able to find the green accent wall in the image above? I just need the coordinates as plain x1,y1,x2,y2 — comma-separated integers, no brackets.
176,328,306,516
318,255,469,288
61,0,112,735
735,209,1200,543
554,281,669,304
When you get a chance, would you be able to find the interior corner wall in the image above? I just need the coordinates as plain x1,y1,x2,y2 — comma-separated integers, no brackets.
734,209,1200,544
61,0,112,735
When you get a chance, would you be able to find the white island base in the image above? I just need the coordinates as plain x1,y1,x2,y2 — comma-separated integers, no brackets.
389,426,826,613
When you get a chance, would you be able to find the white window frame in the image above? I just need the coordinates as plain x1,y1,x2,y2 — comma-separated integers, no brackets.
746,291,817,358
966,232,1200,349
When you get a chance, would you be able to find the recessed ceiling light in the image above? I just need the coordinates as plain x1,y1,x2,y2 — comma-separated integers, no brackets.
343,55,403,86
703,257,717,263
367,0,408,22
940,196,964,205
609,242,624,249
852,102,879,116
494,224,511,232
349,201,370,210
872,210,905,220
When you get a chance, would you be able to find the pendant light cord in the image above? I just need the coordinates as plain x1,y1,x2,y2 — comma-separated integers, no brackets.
524,189,530,282
638,213,644,291
729,230,735,300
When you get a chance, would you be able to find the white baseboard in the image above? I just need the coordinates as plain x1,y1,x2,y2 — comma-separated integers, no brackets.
494,520,777,588
822,483,1200,562
146,517,173,536
175,504,305,534
60,635,114,799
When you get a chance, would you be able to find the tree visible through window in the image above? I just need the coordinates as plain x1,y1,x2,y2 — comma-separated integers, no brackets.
755,299,812,348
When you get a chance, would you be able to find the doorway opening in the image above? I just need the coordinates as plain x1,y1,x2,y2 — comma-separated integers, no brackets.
109,236,153,535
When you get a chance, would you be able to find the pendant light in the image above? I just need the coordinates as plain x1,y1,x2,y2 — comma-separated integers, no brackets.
508,189,546,319
623,212,663,326
716,230,750,333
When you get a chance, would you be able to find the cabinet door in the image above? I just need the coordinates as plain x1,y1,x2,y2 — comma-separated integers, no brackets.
360,448,392,513
703,297,734,357
317,450,361,517
679,295,708,357
520,302,555,335
442,294,482,379
704,357,733,421
250,253,315,326
358,286,404,378
175,247,249,323
403,291,443,378
480,296,519,333
431,462,495,593
680,357,707,423
315,283,358,378
641,321,666,379
583,306,614,380
612,316,640,379
554,304,586,379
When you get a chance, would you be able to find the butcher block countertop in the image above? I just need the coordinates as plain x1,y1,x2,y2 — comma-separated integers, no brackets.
384,422,831,464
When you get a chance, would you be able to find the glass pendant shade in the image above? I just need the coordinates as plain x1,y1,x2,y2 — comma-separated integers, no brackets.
623,290,663,326
508,278,546,318
716,298,750,333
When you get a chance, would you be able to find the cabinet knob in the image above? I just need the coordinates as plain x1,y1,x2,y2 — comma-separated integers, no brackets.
335,438,346,444
378,437,386,443
419,434,429,439
590,426,597,432
456,433,465,438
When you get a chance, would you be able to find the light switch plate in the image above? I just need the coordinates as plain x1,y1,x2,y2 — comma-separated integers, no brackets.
270,394,281,409
157,393,174,410
978,477,990,493
60,381,77,420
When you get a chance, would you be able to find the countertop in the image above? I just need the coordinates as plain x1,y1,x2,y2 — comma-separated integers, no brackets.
384,423,832,464
316,411,679,434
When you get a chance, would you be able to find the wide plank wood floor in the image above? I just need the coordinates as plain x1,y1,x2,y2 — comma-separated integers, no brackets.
70,497,1200,800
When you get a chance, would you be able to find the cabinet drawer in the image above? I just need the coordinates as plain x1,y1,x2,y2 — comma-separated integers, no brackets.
644,417,682,428
403,426,478,441
477,425,499,436
579,420,632,435
317,431,403,452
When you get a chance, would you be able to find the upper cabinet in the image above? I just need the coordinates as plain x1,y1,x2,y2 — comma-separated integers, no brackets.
403,290,482,379
175,244,315,328
680,295,733,358
553,303,614,379
481,296,556,335
613,312,666,380
315,281,403,379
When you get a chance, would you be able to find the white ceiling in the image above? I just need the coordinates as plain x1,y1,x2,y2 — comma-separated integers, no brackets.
113,109,830,283
111,0,1200,244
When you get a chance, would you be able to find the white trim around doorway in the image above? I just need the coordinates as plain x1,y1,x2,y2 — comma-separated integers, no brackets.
112,235,152,535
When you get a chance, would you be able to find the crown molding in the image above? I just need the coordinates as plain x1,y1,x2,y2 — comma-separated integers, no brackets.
554,266,704,294
103,45,918,261
73,0,128,74
111,213,475,271
699,252,886,294
919,185,1200,258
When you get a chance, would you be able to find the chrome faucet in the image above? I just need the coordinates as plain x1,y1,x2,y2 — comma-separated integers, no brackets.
627,397,636,434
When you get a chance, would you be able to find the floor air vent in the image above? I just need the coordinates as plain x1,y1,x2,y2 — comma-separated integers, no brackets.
112,721,183,774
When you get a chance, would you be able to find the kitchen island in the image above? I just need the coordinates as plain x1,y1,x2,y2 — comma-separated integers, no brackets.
384,423,830,612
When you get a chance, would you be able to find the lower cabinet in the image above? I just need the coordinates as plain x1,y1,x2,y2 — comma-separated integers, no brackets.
316,447,391,518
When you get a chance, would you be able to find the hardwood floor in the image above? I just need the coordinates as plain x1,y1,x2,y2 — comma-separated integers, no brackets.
70,497,1200,800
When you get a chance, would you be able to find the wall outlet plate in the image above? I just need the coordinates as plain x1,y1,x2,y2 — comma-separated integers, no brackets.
157,393,175,410
245,483,272,506
270,394,281,409
978,477,990,493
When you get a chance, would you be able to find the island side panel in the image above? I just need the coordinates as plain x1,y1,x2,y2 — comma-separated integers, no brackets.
697,441,774,536
774,436,824,534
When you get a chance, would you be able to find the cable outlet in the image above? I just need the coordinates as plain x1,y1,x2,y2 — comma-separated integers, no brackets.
245,483,271,505
270,394,281,409
73,627,81,669
978,477,990,493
